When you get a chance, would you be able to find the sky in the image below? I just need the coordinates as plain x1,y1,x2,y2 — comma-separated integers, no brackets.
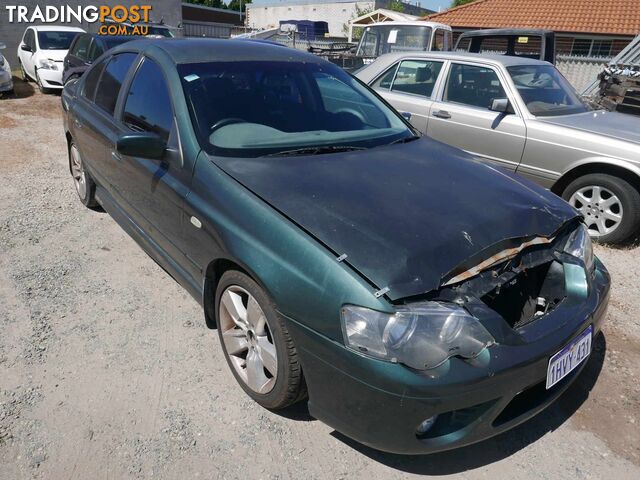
421,1,453,13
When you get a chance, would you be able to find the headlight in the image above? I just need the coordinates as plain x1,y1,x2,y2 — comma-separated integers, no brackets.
38,59,57,70
341,302,495,370
0,55,5,68
564,223,595,273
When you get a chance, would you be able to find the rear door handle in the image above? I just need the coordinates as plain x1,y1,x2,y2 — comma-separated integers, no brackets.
433,110,451,119
73,118,83,129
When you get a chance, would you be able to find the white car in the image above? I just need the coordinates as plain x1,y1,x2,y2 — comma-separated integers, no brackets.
17,26,84,93
0,42,13,95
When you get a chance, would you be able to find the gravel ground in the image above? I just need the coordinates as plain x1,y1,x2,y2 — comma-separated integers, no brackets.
1,79,640,479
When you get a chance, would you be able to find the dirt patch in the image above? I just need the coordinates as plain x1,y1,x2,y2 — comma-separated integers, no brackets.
0,116,18,128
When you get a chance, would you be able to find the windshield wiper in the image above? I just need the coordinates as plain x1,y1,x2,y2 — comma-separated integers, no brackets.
388,135,421,146
264,145,367,157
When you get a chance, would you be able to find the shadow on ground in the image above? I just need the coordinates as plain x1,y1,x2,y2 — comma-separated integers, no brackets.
329,332,607,475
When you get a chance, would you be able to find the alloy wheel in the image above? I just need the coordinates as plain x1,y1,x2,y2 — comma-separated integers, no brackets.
218,285,278,394
70,144,87,200
569,185,623,237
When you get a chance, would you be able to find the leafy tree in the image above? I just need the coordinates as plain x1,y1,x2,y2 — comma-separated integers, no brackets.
388,1,405,12
342,4,373,38
227,0,252,12
451,0,476,6
184,0,226,8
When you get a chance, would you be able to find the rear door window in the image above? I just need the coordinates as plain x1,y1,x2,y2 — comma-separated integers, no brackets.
444,63,507,109
123,58,174,142
94,53,137,116
390,60,444,98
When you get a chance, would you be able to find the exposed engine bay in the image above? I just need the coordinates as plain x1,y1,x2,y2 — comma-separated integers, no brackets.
422,220,587,333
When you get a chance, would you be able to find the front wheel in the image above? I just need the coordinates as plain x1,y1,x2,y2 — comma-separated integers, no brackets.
69,142,98,208
215,270,306,409
563,173,640,244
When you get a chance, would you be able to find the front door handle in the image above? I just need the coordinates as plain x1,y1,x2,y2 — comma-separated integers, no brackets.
73,118,83,129
111,151,122,162
433,110,451,119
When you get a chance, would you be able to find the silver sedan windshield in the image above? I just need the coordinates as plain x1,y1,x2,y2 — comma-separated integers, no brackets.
507,64,590,117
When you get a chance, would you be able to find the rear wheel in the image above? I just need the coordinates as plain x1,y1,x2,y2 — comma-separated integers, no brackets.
69,142,98,208
563,173,640,244
215,270,306,409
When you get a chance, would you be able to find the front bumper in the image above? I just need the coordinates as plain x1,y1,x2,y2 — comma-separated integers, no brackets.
285,261,610,454
37,67,63,89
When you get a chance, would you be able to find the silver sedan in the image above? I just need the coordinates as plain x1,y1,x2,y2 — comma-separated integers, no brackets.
356,52,640,244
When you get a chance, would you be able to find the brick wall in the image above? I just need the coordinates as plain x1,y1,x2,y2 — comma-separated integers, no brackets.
0,1,182,67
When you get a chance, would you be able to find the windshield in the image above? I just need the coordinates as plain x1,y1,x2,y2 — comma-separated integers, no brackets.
37,31,79,50
179,61,413,157
357,26,433,57
507,64,590,116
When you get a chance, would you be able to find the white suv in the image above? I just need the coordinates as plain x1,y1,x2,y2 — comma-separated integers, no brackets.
17,26,85,93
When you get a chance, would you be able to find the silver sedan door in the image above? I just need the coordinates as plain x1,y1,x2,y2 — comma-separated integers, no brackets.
370,58,445,134
427,62,526,171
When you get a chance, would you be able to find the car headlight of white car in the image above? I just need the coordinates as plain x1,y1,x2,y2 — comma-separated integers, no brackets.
38,59,58,70
564,223,595,274
341,302,495,370
0,54,5,68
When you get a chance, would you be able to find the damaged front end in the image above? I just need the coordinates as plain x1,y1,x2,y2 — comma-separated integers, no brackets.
342,220,597,373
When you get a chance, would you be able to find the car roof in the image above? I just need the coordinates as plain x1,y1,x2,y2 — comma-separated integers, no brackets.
30,26,85,33
375,50,551,67
112,38,323,65
365,21,451,30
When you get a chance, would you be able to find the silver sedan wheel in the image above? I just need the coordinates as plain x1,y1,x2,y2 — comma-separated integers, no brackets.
70,144,87,200
569,185,623,237
219,285,277,394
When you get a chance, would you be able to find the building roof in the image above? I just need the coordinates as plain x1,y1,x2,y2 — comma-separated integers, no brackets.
425,0,640,36
350,8,418,26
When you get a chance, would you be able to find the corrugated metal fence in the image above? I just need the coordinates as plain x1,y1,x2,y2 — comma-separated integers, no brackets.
556,54,611,93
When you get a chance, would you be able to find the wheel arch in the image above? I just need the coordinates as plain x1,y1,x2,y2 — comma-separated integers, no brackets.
65,131,74,174
202,257,270,330
551,159,640,196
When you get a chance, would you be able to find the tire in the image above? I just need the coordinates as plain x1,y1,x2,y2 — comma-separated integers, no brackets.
69,142,98,208
215,270,306,409
562,173,640,244
64,75,78,86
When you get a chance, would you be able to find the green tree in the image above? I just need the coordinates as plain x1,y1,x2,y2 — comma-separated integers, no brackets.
451,0,476,6
388,1,405,12
184,0,226,8
342,4,373,38
227,0,252,12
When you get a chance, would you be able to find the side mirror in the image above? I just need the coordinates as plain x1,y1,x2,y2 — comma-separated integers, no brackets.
116,133,166,160
20,44,32,52
490,98,514,114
